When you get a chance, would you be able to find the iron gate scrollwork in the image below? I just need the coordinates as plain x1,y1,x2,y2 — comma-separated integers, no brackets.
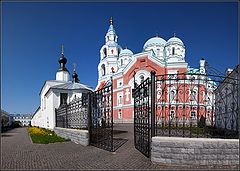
89,83,114,152
55,96,88,129
133,77,152,158
155,73,239,139
133,69,239,158
55,81,121,152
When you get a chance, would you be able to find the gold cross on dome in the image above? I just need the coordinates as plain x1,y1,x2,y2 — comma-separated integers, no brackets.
73,63,76,71
109,17,113,25
61,44,64,54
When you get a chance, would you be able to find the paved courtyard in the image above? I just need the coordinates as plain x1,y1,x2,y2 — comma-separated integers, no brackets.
1,124,236,170
1,124,160,170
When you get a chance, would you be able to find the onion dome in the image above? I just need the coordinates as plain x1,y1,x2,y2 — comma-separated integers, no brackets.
119,48,133,56
58,45,69,72
72,63,79,83
143,36,167,50
166,33,184,46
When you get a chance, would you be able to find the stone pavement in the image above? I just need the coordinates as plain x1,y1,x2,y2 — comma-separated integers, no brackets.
1,124,236,170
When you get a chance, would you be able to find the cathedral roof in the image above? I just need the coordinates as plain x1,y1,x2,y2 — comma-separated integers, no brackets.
143,36,167,50
51,82,93,91
40,80,93,97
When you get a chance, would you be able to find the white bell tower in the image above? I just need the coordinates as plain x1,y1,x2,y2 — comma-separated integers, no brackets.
98,17,122,84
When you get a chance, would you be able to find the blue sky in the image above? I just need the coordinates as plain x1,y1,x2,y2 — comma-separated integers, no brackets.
2,2,238,114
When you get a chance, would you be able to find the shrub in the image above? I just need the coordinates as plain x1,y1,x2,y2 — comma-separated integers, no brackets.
12,121,22,128
28,127,70,144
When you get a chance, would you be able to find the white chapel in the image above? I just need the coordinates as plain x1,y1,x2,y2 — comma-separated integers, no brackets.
31,46,93,129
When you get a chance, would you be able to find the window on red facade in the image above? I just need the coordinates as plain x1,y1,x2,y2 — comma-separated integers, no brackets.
118,111,122,119
118,95,122,105
190,111,196,120
170,90,175,102
140,75,144,83
170,110,175,120
190,90,197,102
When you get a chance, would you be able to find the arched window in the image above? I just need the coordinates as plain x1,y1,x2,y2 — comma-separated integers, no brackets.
170,90,175,102
140,75,144,83
118,111,122,119
190,111,196,120
118,95,122,105
156,48,160,56
101,64,106,76
121,59,123,66
190,90,197,102
60,93,68,106
118,48,121,56
172,47,175,55
103,48,107,57
170,110,175,120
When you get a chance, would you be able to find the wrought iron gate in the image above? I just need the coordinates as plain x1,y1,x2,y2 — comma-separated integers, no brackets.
133,72,156,158
89,83,114,152
55,81,127,152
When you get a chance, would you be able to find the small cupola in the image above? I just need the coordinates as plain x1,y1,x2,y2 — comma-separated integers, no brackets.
72,63,79,83
56,45,70,82
58,45,69,72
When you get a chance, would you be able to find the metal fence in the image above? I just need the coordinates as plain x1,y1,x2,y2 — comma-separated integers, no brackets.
55,96,89,129
55,82,128,152
153,72,239,139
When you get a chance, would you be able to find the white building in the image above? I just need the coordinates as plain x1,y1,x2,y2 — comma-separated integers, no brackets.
12,114,32,126
31,47,93,130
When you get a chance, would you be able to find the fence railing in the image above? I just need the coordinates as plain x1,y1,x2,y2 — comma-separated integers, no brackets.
55,96,89,129
134,71,239,139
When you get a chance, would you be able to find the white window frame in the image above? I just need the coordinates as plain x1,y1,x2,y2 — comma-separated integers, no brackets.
168,86,177,103
118,111,122,119
117,79,123,88
117,92,123,106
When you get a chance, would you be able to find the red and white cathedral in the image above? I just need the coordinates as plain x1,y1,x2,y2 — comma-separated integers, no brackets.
96,18,214,124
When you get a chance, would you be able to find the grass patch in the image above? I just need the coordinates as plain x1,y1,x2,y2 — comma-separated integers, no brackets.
28,127,70,144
